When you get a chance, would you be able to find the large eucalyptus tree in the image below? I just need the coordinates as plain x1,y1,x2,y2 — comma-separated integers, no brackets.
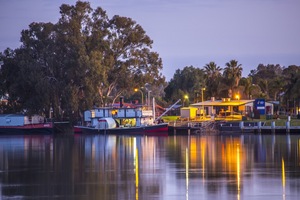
0,1,165,121
56,1,165,109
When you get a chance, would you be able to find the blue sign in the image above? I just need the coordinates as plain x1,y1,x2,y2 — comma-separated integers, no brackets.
254,99,265,115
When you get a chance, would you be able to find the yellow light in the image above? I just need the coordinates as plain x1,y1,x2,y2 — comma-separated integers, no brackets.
237,145,241,199
134,88,138,92
282,158,286,191
184,95,189,99
186,148,189,198
235,94,240,100
135,148,139,200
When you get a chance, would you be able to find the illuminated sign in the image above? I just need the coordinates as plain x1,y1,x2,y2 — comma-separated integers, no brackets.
254,99,265,114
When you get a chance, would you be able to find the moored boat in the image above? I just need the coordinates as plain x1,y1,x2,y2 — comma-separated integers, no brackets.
0,114,53,135
74,107,168,136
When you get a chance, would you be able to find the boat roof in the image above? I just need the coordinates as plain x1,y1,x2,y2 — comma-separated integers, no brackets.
0,114,25,117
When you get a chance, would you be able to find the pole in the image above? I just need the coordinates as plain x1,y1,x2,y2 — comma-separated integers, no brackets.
201,88,206,118
152,97,156,122
140,90,144,105
148,91,151,109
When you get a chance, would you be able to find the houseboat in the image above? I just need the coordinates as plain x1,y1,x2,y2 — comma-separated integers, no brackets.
0,114,53,134
74,107,168,136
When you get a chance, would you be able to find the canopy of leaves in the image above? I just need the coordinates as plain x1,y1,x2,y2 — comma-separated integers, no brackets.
164,66,205,104
0,1,165,121
282,65,300,101
204,62,223,99
223,60,243,97
249,64,284,100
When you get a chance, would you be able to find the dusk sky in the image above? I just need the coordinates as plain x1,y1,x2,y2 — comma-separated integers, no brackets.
1,0,300,80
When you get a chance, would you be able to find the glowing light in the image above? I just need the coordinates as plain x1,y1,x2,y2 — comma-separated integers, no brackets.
186,147,189,200
190,138,197,167
200,138,206,182
299,140,300,166
183,95,189,107
237,145,240,200
135,148,139,200
282,158,286,200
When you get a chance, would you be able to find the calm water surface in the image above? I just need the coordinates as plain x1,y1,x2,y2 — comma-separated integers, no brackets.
0,133,300,200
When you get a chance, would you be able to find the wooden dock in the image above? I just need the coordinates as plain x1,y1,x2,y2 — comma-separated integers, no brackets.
168,120,300,135
168,121,220,135
240,121,300,134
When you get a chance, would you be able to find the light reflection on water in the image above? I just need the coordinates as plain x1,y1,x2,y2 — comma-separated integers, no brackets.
0,134,300,200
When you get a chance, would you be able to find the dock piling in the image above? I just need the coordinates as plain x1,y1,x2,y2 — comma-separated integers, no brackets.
271,121,275,134
258,121,262,134
286,121,290,134
174,122,176,135
239,121,244,133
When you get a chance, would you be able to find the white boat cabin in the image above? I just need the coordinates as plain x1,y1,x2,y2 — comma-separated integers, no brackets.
0,114,45,126
83,107,155,128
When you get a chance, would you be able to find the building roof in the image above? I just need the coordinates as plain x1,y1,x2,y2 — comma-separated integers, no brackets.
191,99,254,107
181,107,198,110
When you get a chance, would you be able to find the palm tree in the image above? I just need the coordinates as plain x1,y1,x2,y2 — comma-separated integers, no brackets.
204,62,222,79
204,62,222,98
223,60,243,98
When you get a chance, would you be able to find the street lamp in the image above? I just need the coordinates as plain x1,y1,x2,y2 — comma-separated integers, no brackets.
184,95,189,107
201,88,206,118
134,88,144,105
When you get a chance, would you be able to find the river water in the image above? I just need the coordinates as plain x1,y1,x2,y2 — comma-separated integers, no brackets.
0,133,300,200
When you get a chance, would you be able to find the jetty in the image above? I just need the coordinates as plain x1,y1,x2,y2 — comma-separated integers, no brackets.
239,121,300,134
168,121,220,135
168,119,300,135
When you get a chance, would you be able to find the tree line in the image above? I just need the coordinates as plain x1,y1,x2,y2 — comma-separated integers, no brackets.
165,62,300,114
0,1,300,122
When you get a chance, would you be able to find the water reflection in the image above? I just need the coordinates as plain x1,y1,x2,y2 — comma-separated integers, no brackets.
0,134,300,199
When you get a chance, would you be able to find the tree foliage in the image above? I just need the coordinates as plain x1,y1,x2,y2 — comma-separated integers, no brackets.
0,1,165,121
204,62,223,99
282,65,300,101
249,64,284,100
223,60,243,97
164,66,205,104
164,62,300,106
